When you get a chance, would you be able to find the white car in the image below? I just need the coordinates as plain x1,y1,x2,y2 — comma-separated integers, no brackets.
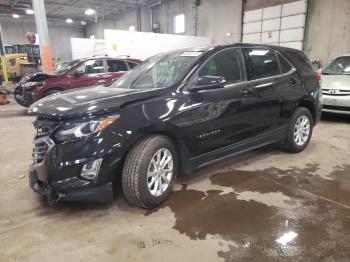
321,54,350,115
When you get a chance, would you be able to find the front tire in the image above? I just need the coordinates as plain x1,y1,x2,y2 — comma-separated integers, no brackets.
282,107,313,153
122,135,177,209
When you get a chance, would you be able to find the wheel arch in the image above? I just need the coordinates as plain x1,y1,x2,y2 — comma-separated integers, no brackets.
120,128,192,177
298,99,316,125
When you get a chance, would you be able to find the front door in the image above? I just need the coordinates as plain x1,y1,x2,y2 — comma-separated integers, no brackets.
187,47,258,156
69,59,106,89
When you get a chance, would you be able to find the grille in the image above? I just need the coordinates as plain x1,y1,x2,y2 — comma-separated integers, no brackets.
322,89,350,96
32,118,60,165
32,137,54,165
34,119,60,138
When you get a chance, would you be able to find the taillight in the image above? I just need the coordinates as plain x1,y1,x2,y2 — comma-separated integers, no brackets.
316,74,322,85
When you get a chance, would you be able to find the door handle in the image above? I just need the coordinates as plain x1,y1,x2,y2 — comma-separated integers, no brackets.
241,87,254,96
289,78,297,85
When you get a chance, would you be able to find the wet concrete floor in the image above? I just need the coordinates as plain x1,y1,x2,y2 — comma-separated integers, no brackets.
0,98,349,261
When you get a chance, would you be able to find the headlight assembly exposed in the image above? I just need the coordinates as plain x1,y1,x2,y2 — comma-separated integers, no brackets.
54,115,119,141
23,82,42,90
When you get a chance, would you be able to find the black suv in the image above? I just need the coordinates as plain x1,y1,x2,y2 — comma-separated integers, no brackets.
28,44,322,208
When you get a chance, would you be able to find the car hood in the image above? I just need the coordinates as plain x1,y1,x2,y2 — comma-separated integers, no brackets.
29,86,165,119
20,72,57,84
321,74,350,90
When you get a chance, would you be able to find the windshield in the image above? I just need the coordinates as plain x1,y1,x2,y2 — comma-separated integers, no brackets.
323,56,350,75
112,50,203,89
53,59,81,75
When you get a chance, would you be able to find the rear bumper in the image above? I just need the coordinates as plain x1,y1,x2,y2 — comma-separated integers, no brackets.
29,168,113,203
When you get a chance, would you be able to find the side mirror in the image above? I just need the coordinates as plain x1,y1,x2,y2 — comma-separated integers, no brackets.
73,71,83,78
190,76,226,92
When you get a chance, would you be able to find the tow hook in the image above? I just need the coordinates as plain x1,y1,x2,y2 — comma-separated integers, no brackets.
46,191,65,205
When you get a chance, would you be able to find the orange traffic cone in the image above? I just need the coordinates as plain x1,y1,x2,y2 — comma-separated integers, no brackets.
0,93,9,105
0,87,11,105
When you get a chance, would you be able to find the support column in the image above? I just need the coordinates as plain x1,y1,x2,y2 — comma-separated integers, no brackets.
32,0,53,73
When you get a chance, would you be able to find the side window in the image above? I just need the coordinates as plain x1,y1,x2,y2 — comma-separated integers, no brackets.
127,62,138,69
278,53,292,74
198,48,246,84
107,60,128,72
75,60,105,74
245,49,280,80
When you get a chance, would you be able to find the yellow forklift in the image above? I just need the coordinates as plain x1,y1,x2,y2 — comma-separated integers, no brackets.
3,44,41,81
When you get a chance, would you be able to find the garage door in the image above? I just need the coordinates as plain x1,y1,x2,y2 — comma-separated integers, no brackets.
242,0,307,51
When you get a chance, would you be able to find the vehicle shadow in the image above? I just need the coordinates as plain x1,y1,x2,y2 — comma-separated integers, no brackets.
34,143,285,214
321,112,350,123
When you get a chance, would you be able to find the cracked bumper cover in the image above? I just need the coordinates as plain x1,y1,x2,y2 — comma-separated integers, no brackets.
29,168,113,203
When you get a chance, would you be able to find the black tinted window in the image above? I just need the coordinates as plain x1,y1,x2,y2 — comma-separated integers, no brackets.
127,62,138,69
107,60,127,72
278,53,292,74
245,49,280,79
199,48,246,84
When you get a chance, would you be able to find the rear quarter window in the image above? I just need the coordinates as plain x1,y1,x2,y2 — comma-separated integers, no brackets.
282,49,313,72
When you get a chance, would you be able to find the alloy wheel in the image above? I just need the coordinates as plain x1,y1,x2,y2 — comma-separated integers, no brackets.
293,115,311,146
147,148,173,197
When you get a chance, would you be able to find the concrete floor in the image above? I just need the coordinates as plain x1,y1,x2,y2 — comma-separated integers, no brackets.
0,97,349,262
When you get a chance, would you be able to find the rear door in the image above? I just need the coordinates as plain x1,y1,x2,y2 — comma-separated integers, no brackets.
105,59,129,82
274,51,303,127
187,47,258,156
242,48,284,135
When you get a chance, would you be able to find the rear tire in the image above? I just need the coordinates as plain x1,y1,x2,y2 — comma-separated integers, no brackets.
282,107,313,153
122,135,177,209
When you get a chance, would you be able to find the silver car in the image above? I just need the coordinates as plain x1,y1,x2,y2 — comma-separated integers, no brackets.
321,54,350,115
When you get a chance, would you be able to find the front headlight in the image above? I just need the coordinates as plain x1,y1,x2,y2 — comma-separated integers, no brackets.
23,82,42,90
54,115,119,141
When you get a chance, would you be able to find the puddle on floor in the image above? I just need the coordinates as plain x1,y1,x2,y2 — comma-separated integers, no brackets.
146,164,350,261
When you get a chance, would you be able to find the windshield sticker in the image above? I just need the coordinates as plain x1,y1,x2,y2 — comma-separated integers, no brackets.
180,51,203,57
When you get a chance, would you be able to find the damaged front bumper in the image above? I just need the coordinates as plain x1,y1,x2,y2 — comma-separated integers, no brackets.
14,85,33,108
28,135,115,204
29,168,113,203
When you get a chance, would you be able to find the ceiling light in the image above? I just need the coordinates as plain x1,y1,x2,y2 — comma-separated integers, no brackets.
66,18,73,23
81,21,87,25
85,8,95,16
26,9,34,15
12,14,20,19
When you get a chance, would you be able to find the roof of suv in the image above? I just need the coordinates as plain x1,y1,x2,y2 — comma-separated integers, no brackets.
185,43,301,53
80,56,142,63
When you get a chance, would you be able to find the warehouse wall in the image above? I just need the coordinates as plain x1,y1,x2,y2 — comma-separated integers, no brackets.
86,0,242,44
197,0,242,43
244,0,299,10
305,0,350,66
0,18,84,61
85,19,117,39
243,0,350,66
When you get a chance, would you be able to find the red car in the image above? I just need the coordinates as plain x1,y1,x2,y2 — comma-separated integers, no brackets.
14,57,141,107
